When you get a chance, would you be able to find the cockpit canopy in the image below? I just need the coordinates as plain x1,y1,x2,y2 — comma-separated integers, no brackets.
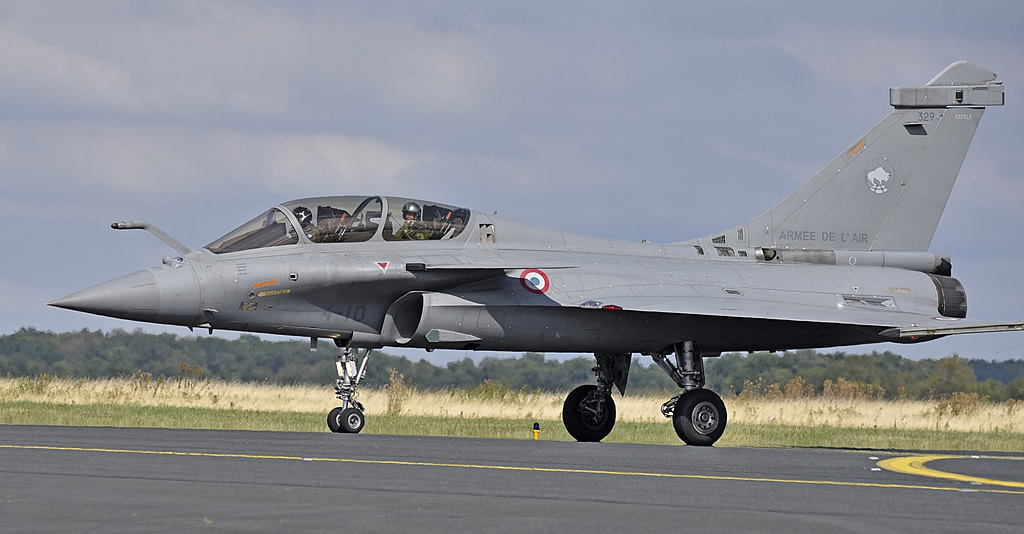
205,196,470,254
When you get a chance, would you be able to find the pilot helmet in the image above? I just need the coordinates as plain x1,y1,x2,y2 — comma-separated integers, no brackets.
293,206,313,225
402,202,421,220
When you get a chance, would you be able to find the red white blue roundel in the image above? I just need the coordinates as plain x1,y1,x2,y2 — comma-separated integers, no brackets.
520,269,550,294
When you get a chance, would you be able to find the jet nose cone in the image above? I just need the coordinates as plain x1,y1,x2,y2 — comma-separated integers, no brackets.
50,263,203,326
49,270,161,322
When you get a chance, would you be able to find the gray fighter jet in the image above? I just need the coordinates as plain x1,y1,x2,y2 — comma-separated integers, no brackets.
50,61,1023,445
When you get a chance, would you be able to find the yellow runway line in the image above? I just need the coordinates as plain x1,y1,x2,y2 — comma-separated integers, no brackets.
3,444,1024,495
878,455,1024,489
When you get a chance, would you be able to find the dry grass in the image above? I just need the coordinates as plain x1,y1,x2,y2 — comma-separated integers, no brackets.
728,396,1022,433
0,373,335,413
2,374,1021,434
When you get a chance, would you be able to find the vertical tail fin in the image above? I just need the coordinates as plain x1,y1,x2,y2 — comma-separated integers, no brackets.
697,61,1004,252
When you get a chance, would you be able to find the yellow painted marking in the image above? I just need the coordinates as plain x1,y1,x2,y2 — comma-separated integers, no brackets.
256,289,291,297
2,444,1024,495
878,455,1024,489
847,139,866,157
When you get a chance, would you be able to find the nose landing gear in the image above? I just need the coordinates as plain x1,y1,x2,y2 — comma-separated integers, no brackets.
327,346,371,434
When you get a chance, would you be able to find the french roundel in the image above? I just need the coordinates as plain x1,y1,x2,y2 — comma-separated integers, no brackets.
520,269,550,294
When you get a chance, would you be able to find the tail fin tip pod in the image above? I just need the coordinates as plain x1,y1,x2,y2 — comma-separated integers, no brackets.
925,60,999,87
692,61,1004,253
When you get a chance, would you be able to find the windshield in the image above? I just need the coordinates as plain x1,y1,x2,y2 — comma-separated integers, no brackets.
282,196,382,243
383,196,469,241
205,208,298,254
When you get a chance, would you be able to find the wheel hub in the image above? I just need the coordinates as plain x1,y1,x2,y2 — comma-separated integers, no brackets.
579,392,608,429
691,401,719,434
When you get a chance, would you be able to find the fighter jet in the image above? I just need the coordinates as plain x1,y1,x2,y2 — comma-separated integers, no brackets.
50,61,1023,445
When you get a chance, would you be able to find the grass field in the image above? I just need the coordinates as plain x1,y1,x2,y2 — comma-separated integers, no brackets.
2,374,1022,451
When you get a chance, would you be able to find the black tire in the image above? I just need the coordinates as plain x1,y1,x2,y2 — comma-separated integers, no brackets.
327,407,344,433
672,389,727,446
339,407,365,434
562,384,616,442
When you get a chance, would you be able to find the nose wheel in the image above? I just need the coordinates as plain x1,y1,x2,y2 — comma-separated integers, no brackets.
328,406,366,434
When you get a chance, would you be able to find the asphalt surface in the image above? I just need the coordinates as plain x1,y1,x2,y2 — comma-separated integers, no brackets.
1,425,1022,533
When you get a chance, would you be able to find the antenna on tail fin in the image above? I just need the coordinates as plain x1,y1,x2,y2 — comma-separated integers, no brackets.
690,61,1003,253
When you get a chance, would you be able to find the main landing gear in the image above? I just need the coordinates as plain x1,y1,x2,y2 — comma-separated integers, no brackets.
652,341,727,446
562,353,628,442
327,346,371,434
562,342,727,446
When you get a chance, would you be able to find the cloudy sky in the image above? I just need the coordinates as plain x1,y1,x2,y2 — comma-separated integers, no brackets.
2,1,1022,363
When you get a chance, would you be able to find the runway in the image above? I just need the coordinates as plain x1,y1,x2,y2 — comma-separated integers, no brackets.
1,425,1022,532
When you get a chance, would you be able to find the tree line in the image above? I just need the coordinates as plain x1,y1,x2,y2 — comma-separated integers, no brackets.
2,328,1024,400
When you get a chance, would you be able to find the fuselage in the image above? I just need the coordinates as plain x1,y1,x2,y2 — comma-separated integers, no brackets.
50,195,961,355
